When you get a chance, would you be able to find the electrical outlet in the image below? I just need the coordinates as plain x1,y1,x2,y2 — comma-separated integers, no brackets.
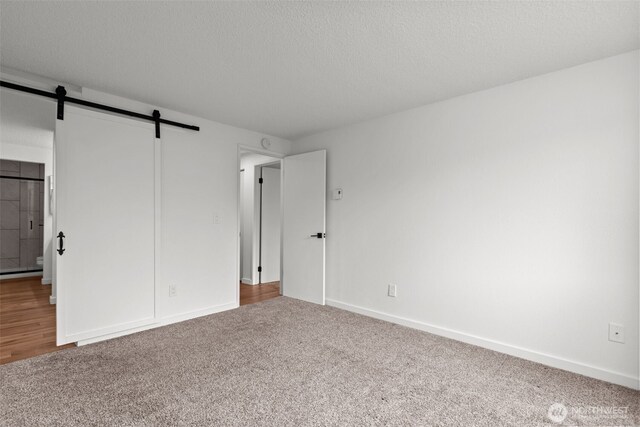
213,212,221,224
169,284,177,298
609,323,625,344
388,284,397,297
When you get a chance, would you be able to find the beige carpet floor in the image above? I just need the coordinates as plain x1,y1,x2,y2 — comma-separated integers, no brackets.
1,297,638,426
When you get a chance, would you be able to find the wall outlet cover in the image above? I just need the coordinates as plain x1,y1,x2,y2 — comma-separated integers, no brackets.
388,284,397,297
608,323,625,344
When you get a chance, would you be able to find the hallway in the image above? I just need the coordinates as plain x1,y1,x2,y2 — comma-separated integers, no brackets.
0,277,74,364
240,281,280,306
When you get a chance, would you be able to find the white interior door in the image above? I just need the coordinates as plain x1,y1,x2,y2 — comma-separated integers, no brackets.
282,150,326,304
55,106,157,345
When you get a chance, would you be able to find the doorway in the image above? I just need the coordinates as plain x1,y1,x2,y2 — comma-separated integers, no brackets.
238,148,327,307
0,158,71,364
239,150,282,305
0,160,46,276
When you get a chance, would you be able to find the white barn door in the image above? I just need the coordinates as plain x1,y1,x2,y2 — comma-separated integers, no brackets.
282,150,326,305
55,106,157,345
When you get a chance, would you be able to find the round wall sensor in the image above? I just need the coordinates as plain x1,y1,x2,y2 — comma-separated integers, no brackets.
261,138,271,149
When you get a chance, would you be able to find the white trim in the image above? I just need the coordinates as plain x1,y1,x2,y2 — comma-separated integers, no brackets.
279,164,284,297
41,277,52,285
0,272,43,280
49,296,56,305
637,58,640,401
65,317,157,344
76,302,238,346
154,135,162,322
241,278,255,285
238,144,285,160
237,147,241,307
326,298,640,390
160,302,238,325
252,163,262,285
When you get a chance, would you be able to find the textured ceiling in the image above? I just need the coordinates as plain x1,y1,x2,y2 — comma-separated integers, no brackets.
0,1,638,140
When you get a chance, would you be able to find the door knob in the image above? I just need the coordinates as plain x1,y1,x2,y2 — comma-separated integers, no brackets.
310,233,326,239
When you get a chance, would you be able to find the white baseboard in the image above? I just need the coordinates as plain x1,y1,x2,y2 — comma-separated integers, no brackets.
49,296,56,305
159,302,238,326
326,298,640,391
77,301,238,346
0,271,43,280
41,278,52,285
241,278,256,285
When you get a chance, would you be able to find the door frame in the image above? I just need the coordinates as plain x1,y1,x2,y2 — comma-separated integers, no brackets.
236,145,284,306
255,160,281,285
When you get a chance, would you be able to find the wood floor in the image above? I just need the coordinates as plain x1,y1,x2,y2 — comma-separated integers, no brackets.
240,281,280,306
0,276,277,365
0,276,74,365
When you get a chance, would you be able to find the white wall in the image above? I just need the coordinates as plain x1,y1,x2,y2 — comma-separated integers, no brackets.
239,153,281,284
293,51,640,388
0,90,55,289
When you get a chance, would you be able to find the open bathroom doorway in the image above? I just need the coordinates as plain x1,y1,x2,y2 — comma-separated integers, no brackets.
239,149,282,306
0,159,46,277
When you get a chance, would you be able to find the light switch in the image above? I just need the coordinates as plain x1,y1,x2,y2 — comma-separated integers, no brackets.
332,188,343,200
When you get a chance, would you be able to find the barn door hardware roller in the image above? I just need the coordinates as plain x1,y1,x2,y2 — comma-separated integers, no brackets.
153,110,161,138
0,80,200,138
56,85,66,120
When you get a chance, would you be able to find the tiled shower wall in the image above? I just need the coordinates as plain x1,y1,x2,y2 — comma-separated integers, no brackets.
0,159,45,273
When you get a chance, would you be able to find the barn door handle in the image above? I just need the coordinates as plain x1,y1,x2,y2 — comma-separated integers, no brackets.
310,233,326,239
57,232,65,255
